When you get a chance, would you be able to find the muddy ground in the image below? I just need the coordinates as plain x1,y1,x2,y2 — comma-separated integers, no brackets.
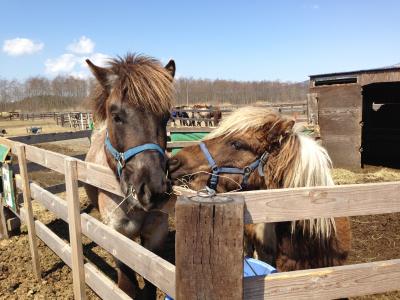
0,129,400,299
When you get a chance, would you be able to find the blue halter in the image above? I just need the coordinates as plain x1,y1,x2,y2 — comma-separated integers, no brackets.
199,142,269,192
105,131,165,176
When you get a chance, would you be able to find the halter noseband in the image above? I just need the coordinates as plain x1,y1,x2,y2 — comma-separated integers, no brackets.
199,142,269,192
105,131,165,176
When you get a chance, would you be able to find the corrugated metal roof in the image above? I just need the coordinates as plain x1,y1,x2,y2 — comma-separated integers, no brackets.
310,63,400,79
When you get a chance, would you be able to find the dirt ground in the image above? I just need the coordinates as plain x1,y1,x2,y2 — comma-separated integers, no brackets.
1,123,400,299
0,118,77,136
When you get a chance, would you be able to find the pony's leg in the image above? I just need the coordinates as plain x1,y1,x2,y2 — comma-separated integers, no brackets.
244,232,255,258
140,213,169,299
245,223,277,266
83,183,99,209
115,259,138,298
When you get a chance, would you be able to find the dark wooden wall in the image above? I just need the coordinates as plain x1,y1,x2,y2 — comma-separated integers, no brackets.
310,84,362,168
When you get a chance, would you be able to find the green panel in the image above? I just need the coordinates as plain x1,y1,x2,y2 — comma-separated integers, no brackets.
170,132,208,156
2,164,16,212
0,144,10,163
170,132,209,141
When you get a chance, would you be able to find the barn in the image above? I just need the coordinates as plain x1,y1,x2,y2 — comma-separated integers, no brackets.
308,64,400,168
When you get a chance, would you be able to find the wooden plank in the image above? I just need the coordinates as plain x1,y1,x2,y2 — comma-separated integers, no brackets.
319,108,361,135
65,158,86,299
29,215,130,300
239,180,400,224
307,93,318,124
25,145,68,174
0,198,9,239
15,178,176,297
13,153,86,173
175,195,244,300
322,134,361,168
81,212,176,297
9,130,92,145
168,127,215,133
76,160,123,197
244,259,400,299
16,144,41,279
167,141,199,148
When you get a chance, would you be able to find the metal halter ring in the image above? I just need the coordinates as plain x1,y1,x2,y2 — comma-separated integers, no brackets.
243,166,252,175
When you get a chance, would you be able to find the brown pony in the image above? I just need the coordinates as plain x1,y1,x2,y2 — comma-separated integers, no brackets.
85,54,175,298
169,106,351,272
192,104,222,126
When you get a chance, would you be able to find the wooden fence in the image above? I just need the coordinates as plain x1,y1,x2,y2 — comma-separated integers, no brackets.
1,128,399,299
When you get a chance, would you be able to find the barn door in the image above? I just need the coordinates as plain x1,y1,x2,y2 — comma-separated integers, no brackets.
307,93,319,124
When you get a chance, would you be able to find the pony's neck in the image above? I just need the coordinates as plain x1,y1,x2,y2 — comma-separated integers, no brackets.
269,132,336,239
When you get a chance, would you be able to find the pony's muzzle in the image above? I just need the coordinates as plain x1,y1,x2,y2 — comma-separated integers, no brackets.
121,153,170,211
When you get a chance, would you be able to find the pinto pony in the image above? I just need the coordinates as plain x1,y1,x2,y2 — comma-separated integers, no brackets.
169,106,351,271
85,54,175,298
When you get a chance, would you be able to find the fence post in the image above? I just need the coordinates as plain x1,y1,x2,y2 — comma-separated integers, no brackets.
64,158,86,299
0,198,9,239
16,144,41,279
175,194,244,300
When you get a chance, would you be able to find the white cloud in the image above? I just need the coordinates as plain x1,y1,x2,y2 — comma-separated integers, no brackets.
312,4,320,9
3,38,44,56
67,36,95,54
45,54,77,74
45,36,110,79
46,52,110,78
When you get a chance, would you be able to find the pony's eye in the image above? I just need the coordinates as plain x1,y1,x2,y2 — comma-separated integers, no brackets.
112,113,123,124
231,141,243,150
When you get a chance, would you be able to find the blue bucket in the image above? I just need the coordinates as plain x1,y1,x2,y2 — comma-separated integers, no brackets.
165,258,276,299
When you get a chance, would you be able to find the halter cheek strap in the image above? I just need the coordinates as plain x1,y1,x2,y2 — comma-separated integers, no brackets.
199,142,269,192
105,131,165,176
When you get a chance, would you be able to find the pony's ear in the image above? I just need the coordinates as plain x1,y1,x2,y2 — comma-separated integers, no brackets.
266,119,295,146
86,59,115,89
165,59,176,78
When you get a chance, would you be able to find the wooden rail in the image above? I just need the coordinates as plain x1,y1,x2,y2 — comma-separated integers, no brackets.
19,208,131,300
14,176,176,298
3,136,400,223
244,259,400,299
1,130,400,299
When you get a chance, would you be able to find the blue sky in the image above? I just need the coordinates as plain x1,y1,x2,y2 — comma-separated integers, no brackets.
1,0,400,81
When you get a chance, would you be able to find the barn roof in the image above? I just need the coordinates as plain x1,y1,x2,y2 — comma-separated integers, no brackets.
310,63,400,79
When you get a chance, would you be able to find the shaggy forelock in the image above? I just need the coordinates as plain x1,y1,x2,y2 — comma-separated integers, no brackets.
91,53,174,120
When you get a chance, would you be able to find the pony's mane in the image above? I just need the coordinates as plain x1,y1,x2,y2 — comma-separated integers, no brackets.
90,53,174,120
206,106,336,239
204,106,280,140
273,129,336,239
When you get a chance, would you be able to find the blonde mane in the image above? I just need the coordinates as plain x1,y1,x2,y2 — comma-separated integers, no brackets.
204,106,280,140
279,130,336,239
206,106,336,239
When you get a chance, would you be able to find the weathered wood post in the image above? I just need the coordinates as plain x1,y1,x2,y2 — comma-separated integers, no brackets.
0,198,9,239
16,144,41,279
64,158,86,299
175,194,244,300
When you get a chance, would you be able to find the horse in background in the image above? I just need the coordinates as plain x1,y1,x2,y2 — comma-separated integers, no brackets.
84,54,175,298
169,106,351,271
192,104,222,126
171,106,191,126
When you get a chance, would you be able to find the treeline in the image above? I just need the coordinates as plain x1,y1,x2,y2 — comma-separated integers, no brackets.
0,76,308,112
175,78,308,105
0,76,94,112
